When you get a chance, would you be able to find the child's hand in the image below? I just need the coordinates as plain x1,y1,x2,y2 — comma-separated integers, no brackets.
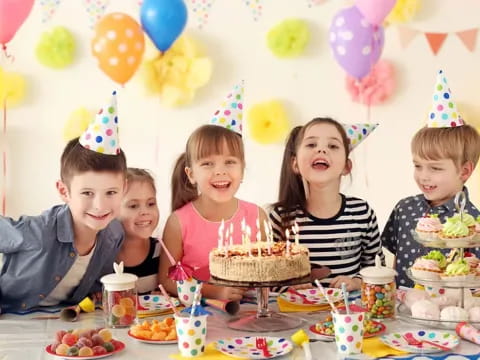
89,292,102,305
217,286,247,301
329,276,361,291
289,283,312,290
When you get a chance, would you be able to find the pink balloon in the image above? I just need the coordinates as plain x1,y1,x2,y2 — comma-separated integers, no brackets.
0,0,35,46
356,0,397,26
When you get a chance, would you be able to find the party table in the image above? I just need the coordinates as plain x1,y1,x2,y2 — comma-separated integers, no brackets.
1,302,480,360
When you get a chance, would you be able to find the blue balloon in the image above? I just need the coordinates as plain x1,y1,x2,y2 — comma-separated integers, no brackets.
140,0,188,52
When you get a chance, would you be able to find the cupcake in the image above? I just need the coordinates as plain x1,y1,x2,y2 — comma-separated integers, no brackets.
475,216,480,234
415,214,442,240
411,299,440,320
439,216,474,245
464,251,480,273
422,250,447,269
451,213,476,232
441,259,472,282
440,306,469,322
411,258,442,280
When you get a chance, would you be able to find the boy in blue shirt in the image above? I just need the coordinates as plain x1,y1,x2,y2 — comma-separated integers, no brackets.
382,70,480,287
0,92,127,312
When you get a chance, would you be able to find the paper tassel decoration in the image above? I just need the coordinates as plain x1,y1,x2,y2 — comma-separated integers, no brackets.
40,0,63,23
427,70,464,128
247,100,290,144
82,0,110,29
79,91,120,154
210,82,244,135
187,0,215,29
63,107,94,142
342,123,379,151
386,0,420,24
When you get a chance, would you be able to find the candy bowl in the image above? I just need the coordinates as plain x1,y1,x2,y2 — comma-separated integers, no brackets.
46,327,125,358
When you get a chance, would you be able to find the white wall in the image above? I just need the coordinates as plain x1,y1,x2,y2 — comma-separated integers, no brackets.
2,0,480,240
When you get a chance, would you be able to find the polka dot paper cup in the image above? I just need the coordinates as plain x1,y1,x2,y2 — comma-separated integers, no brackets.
174,314,207,357
177,278,199,307
332,310,364,356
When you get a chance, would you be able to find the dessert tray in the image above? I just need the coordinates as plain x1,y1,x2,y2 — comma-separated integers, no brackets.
407,268,480,288
412,231,480,248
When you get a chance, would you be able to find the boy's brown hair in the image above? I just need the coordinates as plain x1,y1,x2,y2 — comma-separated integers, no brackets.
60,137,127,186
126,168,156,194
170,124,245,211
411,124,480,169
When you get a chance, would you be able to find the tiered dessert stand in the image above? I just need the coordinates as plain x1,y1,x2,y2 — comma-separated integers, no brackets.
207,275,312,332
397,191,480,329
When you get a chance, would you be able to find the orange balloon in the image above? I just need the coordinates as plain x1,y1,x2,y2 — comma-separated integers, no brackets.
92,13,145,85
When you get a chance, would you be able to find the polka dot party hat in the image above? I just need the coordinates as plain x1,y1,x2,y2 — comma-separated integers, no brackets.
210,81,244,135
342,123,378,151
428,70,464,128
79,91,120,155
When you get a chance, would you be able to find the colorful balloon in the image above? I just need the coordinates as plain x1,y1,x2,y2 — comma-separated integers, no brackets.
140,0,187,52
356,0,397,26
0,0,35,46
329,6,384,79
91,13,145,85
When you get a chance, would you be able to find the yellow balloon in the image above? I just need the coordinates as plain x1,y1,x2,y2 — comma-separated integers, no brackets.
0,68,26,108
63,107,94,142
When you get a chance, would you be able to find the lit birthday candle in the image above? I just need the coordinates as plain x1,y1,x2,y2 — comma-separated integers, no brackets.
247,225,252,257
294,222,300,246
241,218,246,246
229,223,234,246
217,219,224,250
263,220,272,255
285,229,290,256
256,227,261,257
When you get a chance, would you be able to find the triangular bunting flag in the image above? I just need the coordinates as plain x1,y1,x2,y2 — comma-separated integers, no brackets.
425,32,448,55
242,0,262,21
82,0,110,29
40,0,63,23
397,26,419,48
187,0,216,29
456,28,478,52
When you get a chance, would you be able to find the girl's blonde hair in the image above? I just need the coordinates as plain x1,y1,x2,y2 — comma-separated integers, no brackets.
273,118,350,234
171,125,245,211
126,168,156,194
411,124,480,169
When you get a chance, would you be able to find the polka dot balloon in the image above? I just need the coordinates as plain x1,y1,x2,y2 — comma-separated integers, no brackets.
427,70,464,128
341,123,378,151
210,81,243,136
79,91,120,155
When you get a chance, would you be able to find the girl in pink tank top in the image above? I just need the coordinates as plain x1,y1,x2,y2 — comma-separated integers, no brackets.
159,124,268,301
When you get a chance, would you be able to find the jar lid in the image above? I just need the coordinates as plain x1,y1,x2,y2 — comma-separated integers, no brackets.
100,262,138,291
359,255,397,284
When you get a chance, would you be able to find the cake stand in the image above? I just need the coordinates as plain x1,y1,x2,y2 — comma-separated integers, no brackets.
202,274,312,332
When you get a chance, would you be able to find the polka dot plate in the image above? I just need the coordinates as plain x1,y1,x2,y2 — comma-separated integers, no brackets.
215,336,293,359
309,320,386,339
279,288,343,306
138,295,180,315
127,330,177,344
380,330,460,353
45,341,125,359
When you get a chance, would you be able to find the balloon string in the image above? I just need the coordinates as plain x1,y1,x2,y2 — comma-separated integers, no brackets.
1,44,15,63
2,98,7,216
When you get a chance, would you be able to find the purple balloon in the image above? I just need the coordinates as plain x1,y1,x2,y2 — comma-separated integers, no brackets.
329,6,384,79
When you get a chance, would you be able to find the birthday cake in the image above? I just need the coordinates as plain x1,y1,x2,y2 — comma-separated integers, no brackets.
209,241,311,283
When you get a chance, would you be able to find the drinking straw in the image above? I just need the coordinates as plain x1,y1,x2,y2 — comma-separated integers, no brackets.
341,283,350,314
158,238,176,266
190,282,203,320
158,284,180,316
314,279,338,313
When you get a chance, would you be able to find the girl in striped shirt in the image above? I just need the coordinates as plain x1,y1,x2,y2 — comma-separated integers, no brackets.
269,118,384,291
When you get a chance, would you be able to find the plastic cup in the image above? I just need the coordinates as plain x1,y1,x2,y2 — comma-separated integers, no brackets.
177,278,199,307
332,310,364,356
174,313,207,357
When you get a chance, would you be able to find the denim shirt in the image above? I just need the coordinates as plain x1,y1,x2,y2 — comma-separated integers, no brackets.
0,204,124,313
381,187,479,287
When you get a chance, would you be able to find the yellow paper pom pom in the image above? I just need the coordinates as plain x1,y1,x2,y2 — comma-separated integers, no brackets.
267,19,310,58
36,26,76,69
63,107,94,142
386,0,420,25
141,35,212,107
0,67,27,108
247,100,290,144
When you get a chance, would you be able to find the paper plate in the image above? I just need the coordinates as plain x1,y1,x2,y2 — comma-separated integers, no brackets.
138,295,180,315
45,341,125,359
309,321,386,339
127,330,177,344
278,288,343,306
380,330,459,353
215,336,293,359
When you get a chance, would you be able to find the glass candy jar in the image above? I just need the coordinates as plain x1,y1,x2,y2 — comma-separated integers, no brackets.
100,262,138,328
359,255,397,319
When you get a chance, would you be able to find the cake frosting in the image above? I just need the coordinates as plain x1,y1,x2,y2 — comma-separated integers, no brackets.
416,215,442,233
451,213,476,228
411,258,442,280
209,241,311,282
441,259,471,282
423,250,447,268
440,217,473,239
